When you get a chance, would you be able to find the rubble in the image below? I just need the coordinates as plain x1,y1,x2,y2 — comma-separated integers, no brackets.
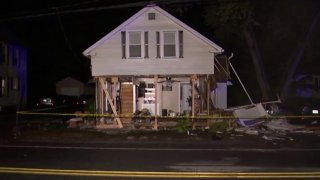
225,98,318,142
264,118,305,131
232,103,269,127
67,117,83,128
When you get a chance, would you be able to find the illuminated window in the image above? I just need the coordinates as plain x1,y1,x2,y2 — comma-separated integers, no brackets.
11,77,19,90
1,77,8,97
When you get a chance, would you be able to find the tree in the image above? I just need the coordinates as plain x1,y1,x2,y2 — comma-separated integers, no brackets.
204,0,272,102
280,10,320,100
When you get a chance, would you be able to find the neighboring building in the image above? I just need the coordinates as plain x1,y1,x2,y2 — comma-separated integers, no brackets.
56,77,86,97
56,76,95,97
83,5,228,128
0,40,27,110
292,74,320,98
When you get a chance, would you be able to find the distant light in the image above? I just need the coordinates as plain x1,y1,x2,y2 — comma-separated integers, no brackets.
312,110,318,114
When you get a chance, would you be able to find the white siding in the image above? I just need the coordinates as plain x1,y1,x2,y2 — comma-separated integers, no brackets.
160,82,180,114
90,8,216,76
211,83,228,109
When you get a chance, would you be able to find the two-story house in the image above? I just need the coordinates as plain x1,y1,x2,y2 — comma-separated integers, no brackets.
83,5,226,128
0,40,27,111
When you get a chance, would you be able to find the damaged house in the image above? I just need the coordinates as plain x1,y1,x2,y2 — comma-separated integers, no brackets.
83,4,230,129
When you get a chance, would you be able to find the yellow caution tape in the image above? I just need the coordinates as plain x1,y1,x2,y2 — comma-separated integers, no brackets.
16,107,320,120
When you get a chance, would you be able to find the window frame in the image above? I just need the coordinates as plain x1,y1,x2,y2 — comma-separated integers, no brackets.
126,31,144,59
159,30,180,59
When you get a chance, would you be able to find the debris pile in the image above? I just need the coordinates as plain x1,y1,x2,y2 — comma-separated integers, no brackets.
230,102,315,142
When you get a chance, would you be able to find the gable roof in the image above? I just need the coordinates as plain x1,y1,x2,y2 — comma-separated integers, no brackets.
83,5,223,56
56,77,84,87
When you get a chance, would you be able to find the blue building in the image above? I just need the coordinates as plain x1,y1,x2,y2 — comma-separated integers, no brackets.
0,40,27,110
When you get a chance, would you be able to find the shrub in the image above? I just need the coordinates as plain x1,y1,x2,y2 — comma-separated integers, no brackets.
209,121,228,133
84,98,95,113
176,117,189,133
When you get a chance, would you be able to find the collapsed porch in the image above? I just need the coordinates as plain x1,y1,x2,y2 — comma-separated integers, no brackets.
93,74,224,129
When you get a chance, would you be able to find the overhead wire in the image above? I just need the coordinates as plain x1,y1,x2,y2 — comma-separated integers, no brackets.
0,0,209,22
0,0,102,22
55,8,82,66
0,0,211,79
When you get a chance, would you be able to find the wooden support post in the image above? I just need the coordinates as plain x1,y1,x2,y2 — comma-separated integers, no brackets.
111,77,118,111
206,75,210,128
97,77,107,125
99,78,104,115
191,74,197,129
112,77,118,126
207,75,210,115
154,75,158,130
99,78,123,128
94,77,98,114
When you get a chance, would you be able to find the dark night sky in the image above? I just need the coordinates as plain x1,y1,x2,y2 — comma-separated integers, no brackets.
0,0,154,101
0,0,216,102
1,0,319,105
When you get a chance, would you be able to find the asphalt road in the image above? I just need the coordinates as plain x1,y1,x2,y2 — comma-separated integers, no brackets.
0,142,320,179
1,106,320,179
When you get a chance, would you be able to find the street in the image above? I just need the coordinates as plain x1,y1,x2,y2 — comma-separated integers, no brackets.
0,142,320,179
1,105,320,179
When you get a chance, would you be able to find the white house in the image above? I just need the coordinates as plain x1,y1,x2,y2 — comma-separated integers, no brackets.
56,77,85,97
83,5,228,128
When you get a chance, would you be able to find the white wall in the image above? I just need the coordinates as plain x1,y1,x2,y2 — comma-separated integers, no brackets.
90,8,216,76
160,82,180,114
211,82,227,109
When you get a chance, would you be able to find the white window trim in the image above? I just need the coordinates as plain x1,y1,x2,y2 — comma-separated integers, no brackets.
161,30,179,59
126,31,144,59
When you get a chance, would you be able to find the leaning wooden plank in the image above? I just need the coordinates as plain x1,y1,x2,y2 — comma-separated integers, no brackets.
98,78,123,128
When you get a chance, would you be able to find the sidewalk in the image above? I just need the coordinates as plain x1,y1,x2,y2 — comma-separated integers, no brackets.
2,126,320,150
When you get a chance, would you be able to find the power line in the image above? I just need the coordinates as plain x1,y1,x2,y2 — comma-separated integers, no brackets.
0,1,147,22
8,0,102,18
56,9,81,65
0,0,207,22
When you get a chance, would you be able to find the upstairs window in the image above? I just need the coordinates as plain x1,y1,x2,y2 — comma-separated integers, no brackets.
156,30,183,59
128,31,142,58
163,31,176,57
122,31,149,59
121,30,183,59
